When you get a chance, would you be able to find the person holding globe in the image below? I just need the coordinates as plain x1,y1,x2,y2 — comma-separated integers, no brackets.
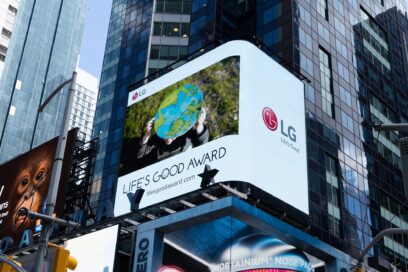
136,84,210,162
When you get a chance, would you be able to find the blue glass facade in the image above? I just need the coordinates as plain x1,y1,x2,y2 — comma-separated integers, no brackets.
92,0,153,205
0,0,88,163
94,0,408,269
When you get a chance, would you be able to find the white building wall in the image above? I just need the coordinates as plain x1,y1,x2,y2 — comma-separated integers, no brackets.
71,67,99,142
0,0,19,78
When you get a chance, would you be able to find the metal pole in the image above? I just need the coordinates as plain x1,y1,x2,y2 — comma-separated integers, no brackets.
19,208,81,229
34,71,77,272
356,228,408,271
372,123,408,132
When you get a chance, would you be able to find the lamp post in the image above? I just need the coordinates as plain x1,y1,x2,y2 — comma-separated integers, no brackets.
356,228,408,271
34,71,77,272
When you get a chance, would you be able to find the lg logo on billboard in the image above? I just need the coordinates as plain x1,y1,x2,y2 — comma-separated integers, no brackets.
262,107,296,142
132,89,146,101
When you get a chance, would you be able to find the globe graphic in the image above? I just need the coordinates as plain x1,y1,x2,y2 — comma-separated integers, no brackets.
154,84,203,139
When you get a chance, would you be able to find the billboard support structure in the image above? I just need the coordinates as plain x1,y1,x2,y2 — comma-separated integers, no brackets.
34,71,77,272
18,208,81,229
133,196,351,271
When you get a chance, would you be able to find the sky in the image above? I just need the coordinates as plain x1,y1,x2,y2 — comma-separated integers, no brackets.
78,0,112,81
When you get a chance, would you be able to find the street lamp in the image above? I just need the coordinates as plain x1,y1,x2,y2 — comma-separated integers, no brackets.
34,71,78,272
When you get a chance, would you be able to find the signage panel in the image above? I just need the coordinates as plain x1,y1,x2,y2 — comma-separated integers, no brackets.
64,225,119,272
116,40,308,215
0,129,76,249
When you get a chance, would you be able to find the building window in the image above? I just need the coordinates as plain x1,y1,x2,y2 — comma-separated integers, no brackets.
300,52,313,76
337,62,349,81
8,5,17,15
317,0,328,19
1,28,12,39
0,44,7,54
192,0,207,13
264,27,282,46
305,84,315,103
317,22,330,43
150,45,160,59
343,137,356,159
334,17,346,37
335,38,347,58
325,154,341,237
9,105,16,116
299,28,312,50
319,47,334,117
298,4,311,26
15,80,22,90
333,1,344,14
150,45,188,61
341,111,354,133
263,2,281,24
339,86,352,107
156,0,191,15
153,22,189,37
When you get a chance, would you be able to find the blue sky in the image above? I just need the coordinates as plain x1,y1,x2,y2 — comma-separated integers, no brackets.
78,0,112,80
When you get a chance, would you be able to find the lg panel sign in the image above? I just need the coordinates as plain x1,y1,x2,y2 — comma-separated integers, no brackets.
116,40,308,215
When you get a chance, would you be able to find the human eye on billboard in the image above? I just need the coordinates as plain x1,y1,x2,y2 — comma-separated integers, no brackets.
120,56,240,176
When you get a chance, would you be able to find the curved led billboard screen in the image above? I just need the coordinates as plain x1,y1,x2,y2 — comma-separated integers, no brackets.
116,40,308,215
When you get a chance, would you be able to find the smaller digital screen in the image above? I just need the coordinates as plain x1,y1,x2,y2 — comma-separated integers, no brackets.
64,225,119,272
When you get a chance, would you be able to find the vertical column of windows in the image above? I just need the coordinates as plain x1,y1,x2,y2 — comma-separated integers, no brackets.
319,48,334,117
360,9,391,76
369,95,401,168
325,154,341,237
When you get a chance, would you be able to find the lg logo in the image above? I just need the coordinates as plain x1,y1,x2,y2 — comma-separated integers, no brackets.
262,107,278,131
262,107,296,142
132,89,146,101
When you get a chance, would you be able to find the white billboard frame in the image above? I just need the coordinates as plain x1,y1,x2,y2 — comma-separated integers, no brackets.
116,40,308,215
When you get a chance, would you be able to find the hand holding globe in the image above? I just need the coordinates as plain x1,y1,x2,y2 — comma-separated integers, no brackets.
141,84,207,146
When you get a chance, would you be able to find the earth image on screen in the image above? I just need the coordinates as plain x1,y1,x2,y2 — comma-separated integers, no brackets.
154,84,203,139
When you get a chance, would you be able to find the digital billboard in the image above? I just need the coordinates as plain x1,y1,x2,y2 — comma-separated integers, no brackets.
116,40,308,215
64,225,119,272
0,129,76,249
161,216,315,272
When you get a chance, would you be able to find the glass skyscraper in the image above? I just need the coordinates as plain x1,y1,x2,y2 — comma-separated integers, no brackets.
93,0,408,269
0,0,88,163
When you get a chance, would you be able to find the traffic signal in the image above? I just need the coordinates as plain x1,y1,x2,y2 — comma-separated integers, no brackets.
355,266,365,272
0,256,21,272
49,243,77,272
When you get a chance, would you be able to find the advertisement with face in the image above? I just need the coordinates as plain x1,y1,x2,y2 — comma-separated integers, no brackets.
116,40,308,216
0,129,76,249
